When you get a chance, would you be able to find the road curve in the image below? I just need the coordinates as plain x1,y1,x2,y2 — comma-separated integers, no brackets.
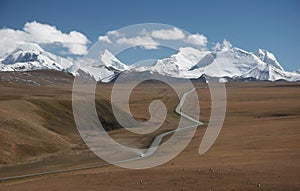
141,88,203,158
0,88,203,182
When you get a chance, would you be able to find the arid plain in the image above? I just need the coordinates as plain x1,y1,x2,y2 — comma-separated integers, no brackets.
0,70,299,190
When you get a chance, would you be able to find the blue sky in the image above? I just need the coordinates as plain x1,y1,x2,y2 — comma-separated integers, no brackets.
0,0,299,71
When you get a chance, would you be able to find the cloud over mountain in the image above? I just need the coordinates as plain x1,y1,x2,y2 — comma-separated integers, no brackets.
151,27,185,40
116,36,159,50
97,26,208,50
0,21,90,57
186,33,207,46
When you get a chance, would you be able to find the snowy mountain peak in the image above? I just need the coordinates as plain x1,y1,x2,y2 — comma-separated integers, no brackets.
178,47,203,56
222,39,233,50
213,39,233,52
1,42,72,71
67,50,128,83
2,43,44,65
152,47,209,74
243,63,300,81
254,49,283,70
100,49,128,71
15,43,44,53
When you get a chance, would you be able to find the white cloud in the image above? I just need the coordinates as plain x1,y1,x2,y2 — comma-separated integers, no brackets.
98,35,112,43
67,43,89,55
186,33,207,46
151,27,185,40
0,28,30,57
0,21,90,57
107,30,120,37
139,29,150,36
116,36,159,49
98,30,121,44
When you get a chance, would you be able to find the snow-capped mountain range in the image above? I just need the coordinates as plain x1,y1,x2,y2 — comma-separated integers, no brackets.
1,42,300,82
0,43,73,72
